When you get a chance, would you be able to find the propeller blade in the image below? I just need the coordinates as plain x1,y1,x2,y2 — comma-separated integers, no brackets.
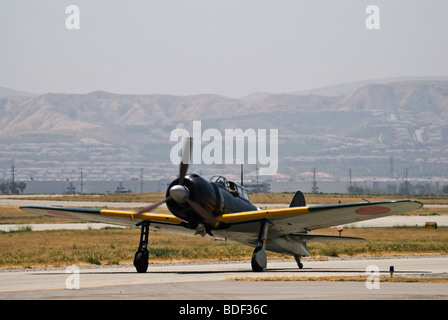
184,197,218,226
178,163,188,186
178,138,192,185
133,196,172,219
135,139,194,221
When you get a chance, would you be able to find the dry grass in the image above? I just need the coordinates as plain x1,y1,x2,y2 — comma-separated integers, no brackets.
0,228,260,269
1,192,447,269
0,226,446,269
306,227,448,258
229,276,448,283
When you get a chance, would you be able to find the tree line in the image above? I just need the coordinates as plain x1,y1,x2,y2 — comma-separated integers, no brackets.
348,181,448,195
0,181,27,194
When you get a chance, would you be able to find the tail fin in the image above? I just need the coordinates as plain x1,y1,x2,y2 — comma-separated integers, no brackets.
289,191,306,207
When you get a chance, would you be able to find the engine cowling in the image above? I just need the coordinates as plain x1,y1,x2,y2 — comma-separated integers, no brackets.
165,174,220,224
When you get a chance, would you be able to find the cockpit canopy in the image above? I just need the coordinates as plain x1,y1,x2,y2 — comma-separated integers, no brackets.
209,175,250,201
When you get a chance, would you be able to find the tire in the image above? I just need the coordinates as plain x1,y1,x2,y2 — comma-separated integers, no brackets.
134,249,149,273
251,258,264,272
251,247,266,272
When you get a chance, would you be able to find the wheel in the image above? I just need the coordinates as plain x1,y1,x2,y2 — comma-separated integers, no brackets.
294,255,303,269
251,257,264,272
134,249,149,273
294,256,303,269
251,247,266,272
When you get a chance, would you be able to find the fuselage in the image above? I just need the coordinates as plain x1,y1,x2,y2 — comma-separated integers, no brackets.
166,174,258,224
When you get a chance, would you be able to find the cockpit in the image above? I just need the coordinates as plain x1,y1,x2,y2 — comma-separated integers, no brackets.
209,175,250,201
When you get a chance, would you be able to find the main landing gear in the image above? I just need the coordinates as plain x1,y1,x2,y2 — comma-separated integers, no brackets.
251,220,269,272
250,219,305,272
132,219,305,273
133,221,150,273
133,219,271,273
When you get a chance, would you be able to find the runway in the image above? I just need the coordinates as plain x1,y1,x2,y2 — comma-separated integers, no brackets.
1,256,447,300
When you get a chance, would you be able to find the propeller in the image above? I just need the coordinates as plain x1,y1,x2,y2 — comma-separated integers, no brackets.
184,197,217,226
132,138,190,220
133,196,172,219
133,138,218,227
178,137,191,186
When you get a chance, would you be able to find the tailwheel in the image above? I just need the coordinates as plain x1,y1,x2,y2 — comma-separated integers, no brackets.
251,220,269,272
294,255,304,269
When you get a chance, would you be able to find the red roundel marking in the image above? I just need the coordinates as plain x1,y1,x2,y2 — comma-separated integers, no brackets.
355,206,391,215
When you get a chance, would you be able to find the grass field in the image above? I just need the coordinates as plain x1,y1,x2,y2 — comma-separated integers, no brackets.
1,225,447,269
229,275,448,283
0,193,447,269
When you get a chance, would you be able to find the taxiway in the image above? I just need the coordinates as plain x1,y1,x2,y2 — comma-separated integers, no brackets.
1,256,447,300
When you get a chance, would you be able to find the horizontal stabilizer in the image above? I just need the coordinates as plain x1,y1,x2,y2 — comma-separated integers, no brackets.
290,233,364,243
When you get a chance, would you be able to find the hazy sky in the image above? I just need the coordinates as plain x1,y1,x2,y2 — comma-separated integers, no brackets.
1,0,447,98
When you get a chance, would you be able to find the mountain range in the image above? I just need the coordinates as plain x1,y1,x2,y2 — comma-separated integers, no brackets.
1,78,448,181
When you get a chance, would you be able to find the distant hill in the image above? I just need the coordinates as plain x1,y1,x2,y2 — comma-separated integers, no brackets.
1,79,448,180
329,81,448,116
2,80,448,143
0,86,37,97
241,76,448,100
291,76,448,97
0,91,241,144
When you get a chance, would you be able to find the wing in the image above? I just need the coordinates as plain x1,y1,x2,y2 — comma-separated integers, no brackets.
19,206,203,237
218,200,422,232
213,200,423,248
21,200,422,254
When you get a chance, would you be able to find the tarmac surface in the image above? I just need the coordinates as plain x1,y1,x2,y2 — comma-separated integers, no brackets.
1,256,447,300
2,198,447,304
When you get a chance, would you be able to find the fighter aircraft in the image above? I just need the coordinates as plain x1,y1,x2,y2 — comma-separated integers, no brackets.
20,140,422,273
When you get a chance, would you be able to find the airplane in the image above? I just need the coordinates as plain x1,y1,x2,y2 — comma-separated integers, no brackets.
20,140,423,273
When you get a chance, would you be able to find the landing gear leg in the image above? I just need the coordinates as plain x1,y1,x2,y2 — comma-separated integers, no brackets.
251,220,269,272
134,221,150,273
294,255,304,269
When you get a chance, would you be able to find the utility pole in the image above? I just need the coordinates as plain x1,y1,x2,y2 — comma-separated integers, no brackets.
390,156,394,178
405,168,409,194
405,168,408,183
349,168,352,193
140,168,144,193
80,168,83,194
312,168,318,193
256,164,259,193
11,163,16,194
